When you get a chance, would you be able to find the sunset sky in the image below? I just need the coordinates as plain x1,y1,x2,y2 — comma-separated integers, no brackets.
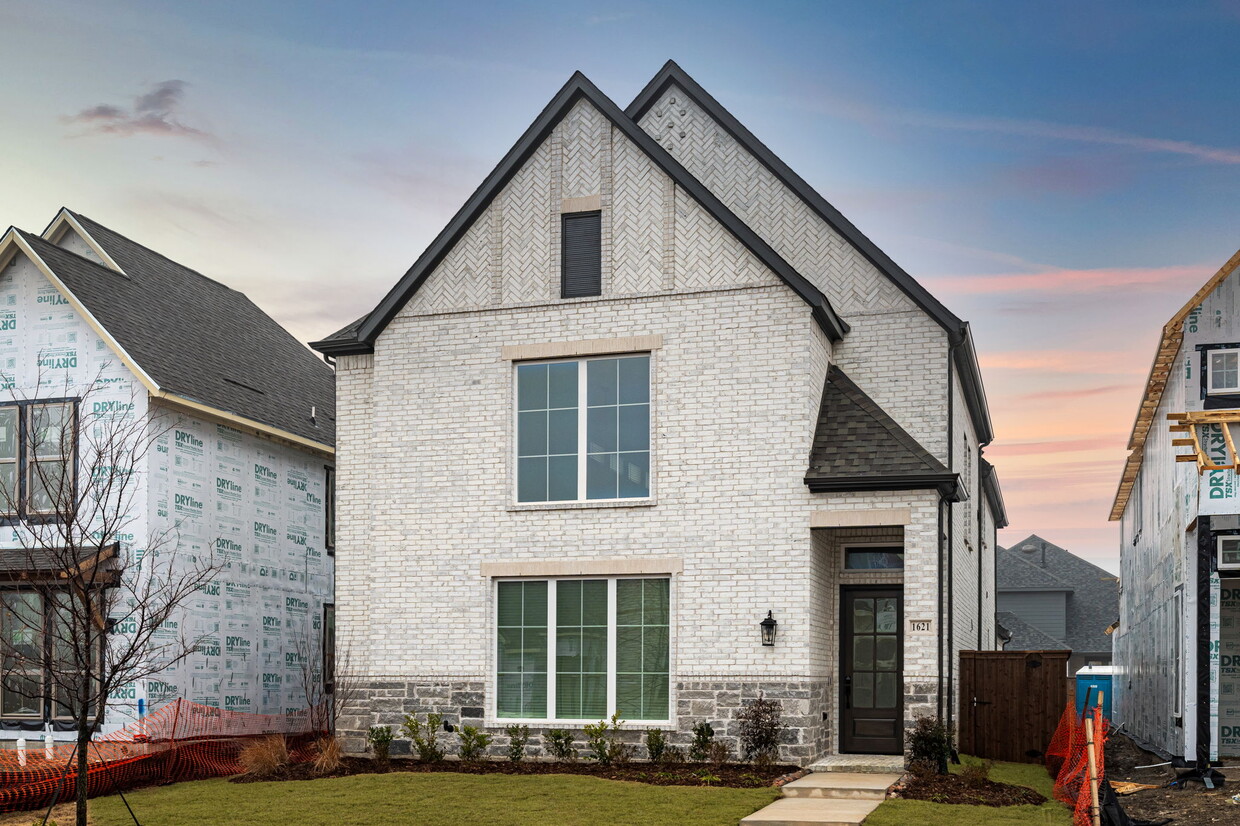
3,1,1239,572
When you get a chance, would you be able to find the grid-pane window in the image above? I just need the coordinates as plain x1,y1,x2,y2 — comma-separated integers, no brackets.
615,578,669,720
515,356,650,503
0,408,17,516
496,581,548,718
555,580,608,719
1,593,43,717
28,403,71,514
1210,350,1240,393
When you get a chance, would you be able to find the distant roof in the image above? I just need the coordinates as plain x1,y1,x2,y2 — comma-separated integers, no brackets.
998,535,1119,655
804,366,962,499
996,611,1068,651
11,211,334,448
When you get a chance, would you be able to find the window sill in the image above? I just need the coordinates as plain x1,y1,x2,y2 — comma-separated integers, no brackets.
508,498,656,512
486,716,671,730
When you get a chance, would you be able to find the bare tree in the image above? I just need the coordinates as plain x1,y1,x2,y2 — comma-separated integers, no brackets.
0,365,220,826
293,609,362,769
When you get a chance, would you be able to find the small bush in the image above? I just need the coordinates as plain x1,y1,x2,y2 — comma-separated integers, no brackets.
736,694,782,768
505,724,530,762
457,725,492,762
401,712,445,763
313,734,343,775
238,734,289,777
546,729,577,762
645,729,667,763
584,713,633,766
661,744,685,763
907,758,937,778
366,726,394,768
706,739,731,768
959,759,992,787
688,721,715,762
905,716,952,775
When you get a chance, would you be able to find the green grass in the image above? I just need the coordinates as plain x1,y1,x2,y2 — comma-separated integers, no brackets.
862,756,1072,826
89,772,781,826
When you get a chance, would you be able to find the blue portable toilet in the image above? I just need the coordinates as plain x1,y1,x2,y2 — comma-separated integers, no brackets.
1075,665,1113,720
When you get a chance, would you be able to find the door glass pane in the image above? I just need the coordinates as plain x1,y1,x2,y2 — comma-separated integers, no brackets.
853,636,874,671
853,672,873,708
876,635,898,671
876,599,897,634
876,672,898,709
853,599,874,633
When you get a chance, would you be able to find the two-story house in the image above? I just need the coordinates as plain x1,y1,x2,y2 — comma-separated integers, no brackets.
0,210,335,739
1112,248,1240,770
313,62,1003,764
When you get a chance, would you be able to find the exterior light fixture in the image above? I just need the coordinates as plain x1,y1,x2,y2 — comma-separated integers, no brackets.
760,610,777,646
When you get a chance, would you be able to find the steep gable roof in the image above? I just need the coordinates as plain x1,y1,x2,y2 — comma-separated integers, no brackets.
1110,247,1240,520
311,71,848,355
627,60,993,446
4,214,335,450
804,365,961,499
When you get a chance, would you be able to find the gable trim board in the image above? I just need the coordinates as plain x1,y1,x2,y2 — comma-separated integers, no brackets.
1109,247,1240,520
311,71,849,356
0,227,335,458
41,208,127,276
626,60,993,447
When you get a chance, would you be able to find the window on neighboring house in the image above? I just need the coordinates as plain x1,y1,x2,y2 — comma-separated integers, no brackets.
561,212,602,298
1172,585,1184,719
324,466,335,554
495,577,670,722
1218,536,1240,570
1208,348,1240,394
844,546,904,570
0,401,76,520
323,603,335,695
1,591,92,721
515,355,650,503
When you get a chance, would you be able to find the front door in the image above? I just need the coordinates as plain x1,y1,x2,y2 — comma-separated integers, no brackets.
840,586,903,754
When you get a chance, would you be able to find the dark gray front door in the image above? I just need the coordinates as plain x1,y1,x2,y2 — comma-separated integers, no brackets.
840,586,903,754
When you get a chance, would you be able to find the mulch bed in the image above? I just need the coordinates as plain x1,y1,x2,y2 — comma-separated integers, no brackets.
1103,731,1238,824
895,772,1046,807
231,755,802,789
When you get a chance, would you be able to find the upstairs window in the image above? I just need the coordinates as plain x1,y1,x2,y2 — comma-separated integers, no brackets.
0,401,76,520
561,212,601,298
1208,348,1240,394
515,355,650,503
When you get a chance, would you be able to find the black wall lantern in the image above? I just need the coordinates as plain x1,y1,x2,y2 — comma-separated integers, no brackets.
760,610,777,646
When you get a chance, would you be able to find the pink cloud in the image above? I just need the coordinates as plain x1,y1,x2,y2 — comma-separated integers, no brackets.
1011,384,1130,403
934,264,1212,295
65,80,212,141
987,438,1119,457
979,349,1148,374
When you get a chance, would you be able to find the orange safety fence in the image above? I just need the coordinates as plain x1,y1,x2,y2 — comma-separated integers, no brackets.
1045,698,1108,826
0,699,321,813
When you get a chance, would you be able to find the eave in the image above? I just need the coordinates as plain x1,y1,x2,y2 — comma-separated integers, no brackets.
804,472,964,501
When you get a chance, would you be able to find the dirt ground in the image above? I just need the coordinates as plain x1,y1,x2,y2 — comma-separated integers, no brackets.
0,801,89,826
1106,731,1240,824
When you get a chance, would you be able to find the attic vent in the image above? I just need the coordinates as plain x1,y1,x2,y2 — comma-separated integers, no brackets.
561,211,601,298
1020,544,1037,553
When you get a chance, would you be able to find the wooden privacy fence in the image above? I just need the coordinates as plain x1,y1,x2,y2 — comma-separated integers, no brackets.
958,650,1070,763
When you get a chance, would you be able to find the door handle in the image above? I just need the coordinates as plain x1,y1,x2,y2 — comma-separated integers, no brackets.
844,676,852,709
971,696,992,707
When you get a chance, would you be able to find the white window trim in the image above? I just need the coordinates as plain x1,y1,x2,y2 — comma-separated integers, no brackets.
1207,348,1240,394
1217,536,1240,571
511,353,653,506
489,574,672,728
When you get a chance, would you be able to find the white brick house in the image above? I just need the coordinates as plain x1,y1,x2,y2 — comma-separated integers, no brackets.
313,62,1004,764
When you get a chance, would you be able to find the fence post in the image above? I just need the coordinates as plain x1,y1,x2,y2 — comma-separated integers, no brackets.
164,698,182,783
1084,710,1101,826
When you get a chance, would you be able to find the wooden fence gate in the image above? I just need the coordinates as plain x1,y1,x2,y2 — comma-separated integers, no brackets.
958,650,1070,763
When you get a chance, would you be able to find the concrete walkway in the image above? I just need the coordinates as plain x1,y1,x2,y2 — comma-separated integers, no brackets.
740,772,901,826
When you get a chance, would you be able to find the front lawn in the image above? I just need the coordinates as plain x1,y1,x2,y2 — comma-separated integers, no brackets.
863,757,1071,826
89,772,780,826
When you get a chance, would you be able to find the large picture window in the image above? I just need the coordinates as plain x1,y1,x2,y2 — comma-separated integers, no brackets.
0,591,89,721
495,577,669,722
0,400,77,520
515,355,650,503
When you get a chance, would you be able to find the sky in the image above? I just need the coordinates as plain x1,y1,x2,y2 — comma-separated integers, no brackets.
2,1,1239,573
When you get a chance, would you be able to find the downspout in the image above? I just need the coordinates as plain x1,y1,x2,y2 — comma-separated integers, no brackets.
936,497,945,722
1196,515,1213,769
945,343,955,735
977,465,984,649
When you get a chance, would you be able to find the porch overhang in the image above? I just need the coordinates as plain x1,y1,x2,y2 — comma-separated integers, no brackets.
804,473,964,502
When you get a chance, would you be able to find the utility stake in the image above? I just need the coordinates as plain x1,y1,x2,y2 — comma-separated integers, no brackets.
1085,713,1101,826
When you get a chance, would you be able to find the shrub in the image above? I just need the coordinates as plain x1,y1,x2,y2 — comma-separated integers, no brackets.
366,726,394,768
238,734,289,778
584,713,633,766
546,729,577,762
457,725,492,762
661,744,685,763
688,721,715,762
645,729,667,763
905,716,952,775
505,724,530,762
959,759,992,787
401,712,446,763
313,734,343,775
706,739,731,768
736,694,782,768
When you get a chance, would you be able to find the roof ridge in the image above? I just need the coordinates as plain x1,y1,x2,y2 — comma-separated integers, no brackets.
998,545,1075,589
69,211,236,293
